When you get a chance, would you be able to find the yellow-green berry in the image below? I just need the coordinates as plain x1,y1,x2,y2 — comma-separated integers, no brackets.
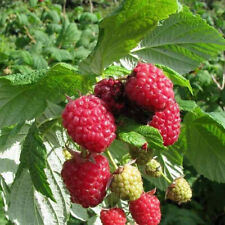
145,159,162,177
166,177,192,204
110,165,143,201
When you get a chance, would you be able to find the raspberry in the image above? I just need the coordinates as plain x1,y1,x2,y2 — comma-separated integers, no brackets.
129,146,153,165
129,192,161,225
148,100,181,146
145,159,162,177
110,165,143,201
94,78,124,114
61,154,110,208
125,63,174,111
100,208,126,225
166,177,192,204
62,95,116,153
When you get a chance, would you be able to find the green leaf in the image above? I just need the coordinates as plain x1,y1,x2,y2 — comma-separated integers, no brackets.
103,65,130,78
0,123,30,152
29,0,38,7
57,21,81,48
117,117,167,151
7,148,71,225
80,0,178,74
184,108,225,183
17,123,54,201
0,63,96,128
176,98,198,112
46,47,72,62
161,204,205,225
208,112,225,130
8,170,44,225
2,129,71,225
119,131,147,148
156,64,193,94
126,8,225,74
70,204,89,222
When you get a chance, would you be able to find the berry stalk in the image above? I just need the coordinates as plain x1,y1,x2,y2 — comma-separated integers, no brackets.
106,149,118,171
160,171,172,184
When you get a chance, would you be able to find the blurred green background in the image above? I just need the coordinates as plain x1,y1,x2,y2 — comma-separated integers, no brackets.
0,0,224,224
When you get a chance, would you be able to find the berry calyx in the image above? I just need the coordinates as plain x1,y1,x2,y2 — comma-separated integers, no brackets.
62,95,116,153
125,63,174,111
166,177,192,204
100,208,126,225
61,154,110,208
148,99,181,146
110,165,143,201
145,159,162,178
94,78,124,114
129,191,161,225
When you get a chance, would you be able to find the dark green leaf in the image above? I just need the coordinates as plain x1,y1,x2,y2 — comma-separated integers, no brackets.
17,123,55,201
0,63,96,128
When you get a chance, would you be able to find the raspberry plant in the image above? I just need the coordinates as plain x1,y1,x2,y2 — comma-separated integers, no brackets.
0,0,225,225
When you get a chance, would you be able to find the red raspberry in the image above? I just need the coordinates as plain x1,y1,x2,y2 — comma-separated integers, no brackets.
94,78,124,114
62,95,116,153
129,192,161,225
100,208,127,225
148,100,180,146
125,63,174,111
61,154,110,208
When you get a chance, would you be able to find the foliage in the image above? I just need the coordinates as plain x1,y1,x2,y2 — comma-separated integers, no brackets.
0,0,225,225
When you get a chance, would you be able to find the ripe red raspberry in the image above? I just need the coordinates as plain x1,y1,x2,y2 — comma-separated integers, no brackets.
94,78,124,114
148,100,181,146
100,208,126,225
61,154,110,208
125,63,174,111
62,95,116,153
129,192,161,225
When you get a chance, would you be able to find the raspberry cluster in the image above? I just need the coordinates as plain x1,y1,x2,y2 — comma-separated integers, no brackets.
60,62,187,225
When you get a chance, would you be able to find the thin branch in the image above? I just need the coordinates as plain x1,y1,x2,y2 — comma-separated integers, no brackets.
211,73,225,90
24,26,36,44
89,0,93,13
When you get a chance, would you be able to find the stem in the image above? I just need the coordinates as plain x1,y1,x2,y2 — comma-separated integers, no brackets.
106,149,118,171
161,171,172,184
63,0,67,16
89,0,93,13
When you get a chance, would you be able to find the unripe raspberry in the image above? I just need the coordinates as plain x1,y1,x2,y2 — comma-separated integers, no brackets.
145,159,162,177
61,154,110,208
100,208,126,225
166,177,192,204
125,63,174,111
129,191,161,225
129,146,153,165
110,165,143,201
94,78,124,114
148,100,181,146
62,95,116,153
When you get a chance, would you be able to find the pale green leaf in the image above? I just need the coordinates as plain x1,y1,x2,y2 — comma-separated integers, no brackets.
184,108,225,183
156,64,193,94
126,8,225,74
